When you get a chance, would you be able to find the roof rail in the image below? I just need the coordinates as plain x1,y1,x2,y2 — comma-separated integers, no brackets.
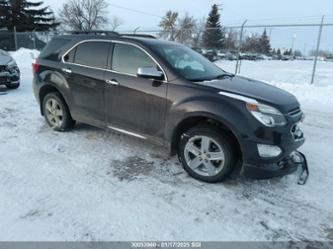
69,30,120,36
121,34,156,39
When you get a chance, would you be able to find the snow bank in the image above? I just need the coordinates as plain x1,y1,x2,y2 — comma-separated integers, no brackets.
268,81,333,112
10,48,39,69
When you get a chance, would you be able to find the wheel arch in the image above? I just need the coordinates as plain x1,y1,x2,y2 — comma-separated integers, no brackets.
169,112,242,159
39,84,70,116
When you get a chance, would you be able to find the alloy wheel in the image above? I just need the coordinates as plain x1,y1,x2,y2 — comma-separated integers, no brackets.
184,135,225,177
45,98,63,128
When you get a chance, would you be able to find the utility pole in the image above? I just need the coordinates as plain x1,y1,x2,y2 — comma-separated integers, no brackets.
311,15,325,84
291,33,297,54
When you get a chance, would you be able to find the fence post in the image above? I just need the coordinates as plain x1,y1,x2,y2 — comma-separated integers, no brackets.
13,26,18,51
32,30,36,50
311,15,325,85
235,19,247,75
133,27,140,34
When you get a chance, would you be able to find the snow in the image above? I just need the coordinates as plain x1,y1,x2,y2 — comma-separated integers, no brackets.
0,48,333,241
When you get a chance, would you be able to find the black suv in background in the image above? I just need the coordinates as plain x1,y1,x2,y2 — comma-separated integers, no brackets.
0,49,20,89
33,31,307,183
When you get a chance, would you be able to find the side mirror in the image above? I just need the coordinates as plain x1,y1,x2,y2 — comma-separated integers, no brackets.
137,67,164,80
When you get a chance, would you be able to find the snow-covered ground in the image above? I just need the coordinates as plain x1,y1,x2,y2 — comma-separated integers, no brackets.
0,49,332,241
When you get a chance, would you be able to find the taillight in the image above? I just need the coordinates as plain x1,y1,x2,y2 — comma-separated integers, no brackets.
32,59,39,74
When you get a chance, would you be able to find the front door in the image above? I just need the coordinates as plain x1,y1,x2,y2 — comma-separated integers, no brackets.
104,42,167,141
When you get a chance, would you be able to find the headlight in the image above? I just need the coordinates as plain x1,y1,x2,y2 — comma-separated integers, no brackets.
246,102,286,127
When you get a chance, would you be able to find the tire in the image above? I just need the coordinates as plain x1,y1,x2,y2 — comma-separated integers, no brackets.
5,82,20,89
42,92,75,131
178,125,236,183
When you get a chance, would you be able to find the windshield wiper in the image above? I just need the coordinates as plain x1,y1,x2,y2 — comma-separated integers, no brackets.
213,73,235,80
190,73,235,82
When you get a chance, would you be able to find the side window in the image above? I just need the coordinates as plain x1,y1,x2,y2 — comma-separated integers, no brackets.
70,42,110,69
39,38,70,61
112,43,157,75
64,48,76,63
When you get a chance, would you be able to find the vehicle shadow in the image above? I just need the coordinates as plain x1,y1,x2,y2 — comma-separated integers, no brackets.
67,122,292,189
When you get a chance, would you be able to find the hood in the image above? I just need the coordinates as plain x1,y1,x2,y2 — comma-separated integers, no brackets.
0,54,12,65
200,76,299,113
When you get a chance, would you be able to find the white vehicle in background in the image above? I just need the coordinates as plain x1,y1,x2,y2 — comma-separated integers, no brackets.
0,49,20,89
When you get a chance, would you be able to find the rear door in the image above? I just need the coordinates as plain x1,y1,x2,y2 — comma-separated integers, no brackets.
104,42,167,141
62,41,111,126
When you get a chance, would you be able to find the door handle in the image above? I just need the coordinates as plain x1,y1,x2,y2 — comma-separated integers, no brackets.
62,68,72,74
105,79,119,86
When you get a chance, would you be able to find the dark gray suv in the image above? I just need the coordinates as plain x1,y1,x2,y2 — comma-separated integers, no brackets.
32,32,308,184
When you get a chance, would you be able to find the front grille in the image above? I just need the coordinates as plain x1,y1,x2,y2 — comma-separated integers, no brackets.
0,76,9,83
288,107,304,123
0,65,8,72
288,107,301,117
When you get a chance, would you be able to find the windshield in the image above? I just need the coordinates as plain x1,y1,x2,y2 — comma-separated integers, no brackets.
151,44,225,81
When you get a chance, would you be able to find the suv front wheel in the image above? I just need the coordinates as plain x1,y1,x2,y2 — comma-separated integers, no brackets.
178,125,236,183
42,92,75,131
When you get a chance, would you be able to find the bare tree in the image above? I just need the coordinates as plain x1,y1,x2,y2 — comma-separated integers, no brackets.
59,0,109,31
110,16,123,31
159,10,178,41
192,17,206,47
224,29,238,51
176,13,196,44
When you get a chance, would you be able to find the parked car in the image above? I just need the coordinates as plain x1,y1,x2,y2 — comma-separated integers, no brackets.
0,49,20,89
240,52,259,61
33,32,308,183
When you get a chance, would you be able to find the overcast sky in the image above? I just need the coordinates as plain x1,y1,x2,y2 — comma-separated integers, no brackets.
45,0,333,52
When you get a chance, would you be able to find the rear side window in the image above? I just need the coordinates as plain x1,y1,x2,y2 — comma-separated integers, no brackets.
39,38,70,61
73,42,110,69
112,43,156,75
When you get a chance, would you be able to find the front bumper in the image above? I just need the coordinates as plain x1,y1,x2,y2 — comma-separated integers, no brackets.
241,150,309,184
0,66,20,85
239,108,308,183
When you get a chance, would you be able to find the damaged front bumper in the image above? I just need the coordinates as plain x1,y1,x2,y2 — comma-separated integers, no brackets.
292,151,309,185
0,65,20,85
242,150,309,185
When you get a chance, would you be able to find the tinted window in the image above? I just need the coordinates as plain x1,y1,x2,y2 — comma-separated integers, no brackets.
74,42,110,68
39,38,70,61
112,43,156,75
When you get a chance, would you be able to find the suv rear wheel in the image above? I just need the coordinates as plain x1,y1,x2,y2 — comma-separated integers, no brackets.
42,92,75,131
178,125,236,183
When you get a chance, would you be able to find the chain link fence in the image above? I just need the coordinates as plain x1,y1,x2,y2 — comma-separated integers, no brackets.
1,18,332,85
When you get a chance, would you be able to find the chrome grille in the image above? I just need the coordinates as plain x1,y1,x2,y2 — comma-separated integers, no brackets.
288,107,301,117
288,107,304,122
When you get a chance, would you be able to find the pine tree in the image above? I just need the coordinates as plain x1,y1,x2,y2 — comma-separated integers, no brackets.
202,4,225,49
259,29,271,54
0,0,10,27
0,0,59,31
